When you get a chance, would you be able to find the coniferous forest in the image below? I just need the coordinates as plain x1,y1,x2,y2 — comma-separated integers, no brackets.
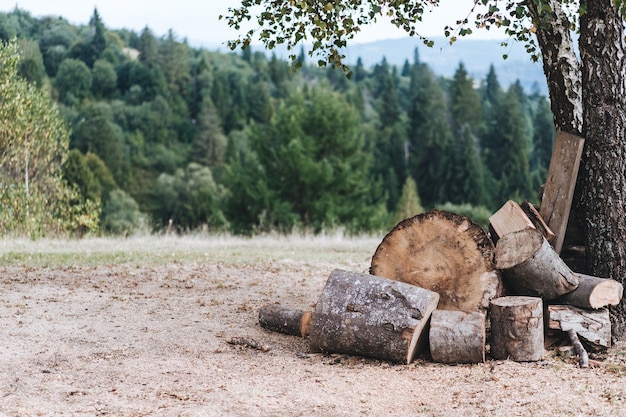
0,8,555,236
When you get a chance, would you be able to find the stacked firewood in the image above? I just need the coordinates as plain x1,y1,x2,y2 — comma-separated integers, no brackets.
257,132,623,367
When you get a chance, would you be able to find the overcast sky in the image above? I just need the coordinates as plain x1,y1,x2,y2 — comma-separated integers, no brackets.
6,0,505,46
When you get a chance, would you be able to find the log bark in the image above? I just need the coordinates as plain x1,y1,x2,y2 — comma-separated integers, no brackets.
370,210,502,311
429,310,485,364
258,305,311,337
309,269,439,364
556,274,624,310
495,228,579,299
490,296,544,361
548,305,611,349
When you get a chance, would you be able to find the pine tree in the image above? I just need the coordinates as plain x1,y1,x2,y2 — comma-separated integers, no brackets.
392,176,424,226
448,62,487,206
407,62,455,207
250,86,385,232
487,87,534,203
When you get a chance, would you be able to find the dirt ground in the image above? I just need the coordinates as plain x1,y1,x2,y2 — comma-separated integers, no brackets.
0,238,625,416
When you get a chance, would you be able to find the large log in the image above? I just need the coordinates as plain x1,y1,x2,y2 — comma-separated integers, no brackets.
370,210,502,311
490,296,544,362
429,310,486,364
547,305,611,349
539,131,585,254
556,274,623,309
309,269,440,364
258,304,311,337
495,228,579,299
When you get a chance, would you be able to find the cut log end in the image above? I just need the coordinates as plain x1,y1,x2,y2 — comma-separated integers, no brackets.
370,210,501,312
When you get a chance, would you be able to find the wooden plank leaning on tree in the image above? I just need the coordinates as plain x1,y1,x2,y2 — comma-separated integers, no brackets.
495,228,579,300
547,305,611,349
370,210,502,312
539,131,585,254
309,269,440,364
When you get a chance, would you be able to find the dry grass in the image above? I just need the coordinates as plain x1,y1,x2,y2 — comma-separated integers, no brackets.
0,232,382,268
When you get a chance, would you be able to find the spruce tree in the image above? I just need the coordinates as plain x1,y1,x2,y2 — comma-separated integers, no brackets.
407,62,455,207
392,176,424,226
250,86,384,232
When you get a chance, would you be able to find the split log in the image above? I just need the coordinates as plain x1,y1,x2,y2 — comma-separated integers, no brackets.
495,228,579,299
490,296,544,361
547,305,611,349
429,310,486,364
489,200,536,243
370,210,502,311
309,269,439,364
258,305,311,337
539,131,585,254
520,200,556,245
556,274,623,309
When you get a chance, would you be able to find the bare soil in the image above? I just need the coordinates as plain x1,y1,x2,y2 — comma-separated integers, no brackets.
0,237,625,416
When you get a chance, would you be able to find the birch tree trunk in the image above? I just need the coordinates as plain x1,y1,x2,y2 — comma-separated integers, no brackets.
579,0,626,339
526,0,582,134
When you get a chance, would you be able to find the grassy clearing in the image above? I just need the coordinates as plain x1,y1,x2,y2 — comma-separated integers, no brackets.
0,232,382,268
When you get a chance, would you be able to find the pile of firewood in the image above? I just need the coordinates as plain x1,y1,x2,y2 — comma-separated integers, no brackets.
258,203,622,367
257,132,623,367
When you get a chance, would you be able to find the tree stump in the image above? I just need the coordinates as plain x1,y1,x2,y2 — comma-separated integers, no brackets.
495,228,579,299
370,210,502,311
309,269,440,364
429,310,486,364
258,304,311,337
490,296,544,361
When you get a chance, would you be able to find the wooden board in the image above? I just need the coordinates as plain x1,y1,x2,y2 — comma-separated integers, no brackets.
539,131,585,254
370,210,502,311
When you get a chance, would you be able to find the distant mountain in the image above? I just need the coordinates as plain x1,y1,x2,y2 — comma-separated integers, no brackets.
343,37,547,94
197,36,548,94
